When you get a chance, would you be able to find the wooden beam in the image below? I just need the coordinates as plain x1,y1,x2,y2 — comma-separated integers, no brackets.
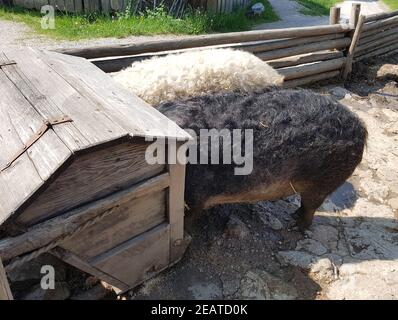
91,34,345,73
0,173,170,261
356,32,398,55
268,51,343,69
330,6,341,25
257,37,351,61
359,26,398,46
242,33,344,54
363,15,398,32
342,14,365,80
278,57,346,81
0,258,12,300
283,70,340,88
350,3,361,28
168,151,187,263
360,21,398,38
50,247,128,293
364,9,398,23
355,40,398,62
55,24,351,59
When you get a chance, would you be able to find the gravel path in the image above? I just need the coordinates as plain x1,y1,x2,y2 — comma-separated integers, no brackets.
255,0,388,30
0,18,185,51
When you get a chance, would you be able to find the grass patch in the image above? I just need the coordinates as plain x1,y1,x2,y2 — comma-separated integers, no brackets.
297,0,341,16
383,0,398,10
0,1,279,40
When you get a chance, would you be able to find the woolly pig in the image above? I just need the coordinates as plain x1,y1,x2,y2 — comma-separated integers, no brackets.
113,48,284,106
156,88,367,229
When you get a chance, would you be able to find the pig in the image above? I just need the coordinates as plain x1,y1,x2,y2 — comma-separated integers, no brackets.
156,88,367,229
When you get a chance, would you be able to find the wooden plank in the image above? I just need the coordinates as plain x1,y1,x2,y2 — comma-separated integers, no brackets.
283,70,340,88
0,70,71,182
41,50,191,141
0,258,12,300
110,0,120,10
74,0,83,12
242,33,344,54
350,3,361,28
64,0,74,12
355,39,398,61
6,48,128,149
356,32,398,55
0,62,72,224
101,0,110,14
329,6,341,25
268,51,343,69
55,24,352,59
0,52,89,153
364,9,398,23
363,15,398,32
83,0,89,11
207,0,217,13
359,26,398,46
257,37,351,61
61,190,167,260
0,173,170,261
22,0,36,8
360,21,398,38
51,247,129,293
17,141,166,226
342,14,365,79
278,57,346,81
34,0,49,10
91,223,170,288
168,157,186,263
55,0,65,11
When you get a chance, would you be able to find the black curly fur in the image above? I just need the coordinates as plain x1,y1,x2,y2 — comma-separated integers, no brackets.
156,88,367,227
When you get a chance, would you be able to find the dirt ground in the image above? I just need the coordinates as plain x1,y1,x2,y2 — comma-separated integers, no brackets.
7,54,398,300
126,54,398,300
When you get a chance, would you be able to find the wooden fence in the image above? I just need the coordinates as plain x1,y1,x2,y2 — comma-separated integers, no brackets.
353,9,398,62
206,0,250,13
3,0,130,13
0,0,251,13
57,9,353,87
55,4,398,86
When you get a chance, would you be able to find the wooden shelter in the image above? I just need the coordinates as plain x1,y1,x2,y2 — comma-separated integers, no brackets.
0,47,191,296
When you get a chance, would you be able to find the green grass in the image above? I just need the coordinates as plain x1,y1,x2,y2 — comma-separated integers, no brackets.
0,1,279,40
383,0,398,10
296,0,341,16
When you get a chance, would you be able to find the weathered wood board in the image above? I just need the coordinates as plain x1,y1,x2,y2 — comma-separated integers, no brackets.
0,258,12,300
0,47,190,296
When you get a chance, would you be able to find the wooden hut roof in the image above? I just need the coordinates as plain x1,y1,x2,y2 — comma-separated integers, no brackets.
0,47,190,225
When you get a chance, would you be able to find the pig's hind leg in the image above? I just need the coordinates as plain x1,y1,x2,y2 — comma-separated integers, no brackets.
293,188,330,231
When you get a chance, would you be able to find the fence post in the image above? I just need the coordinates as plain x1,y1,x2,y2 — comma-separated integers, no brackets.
330,6,341,25
350,3,362,28
342,6,365,80
0,258,13,300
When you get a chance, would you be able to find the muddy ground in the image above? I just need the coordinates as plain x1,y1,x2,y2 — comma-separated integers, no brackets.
8,54,398,300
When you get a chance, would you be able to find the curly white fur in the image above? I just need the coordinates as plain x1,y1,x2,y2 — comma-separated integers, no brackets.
113,48,284,105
